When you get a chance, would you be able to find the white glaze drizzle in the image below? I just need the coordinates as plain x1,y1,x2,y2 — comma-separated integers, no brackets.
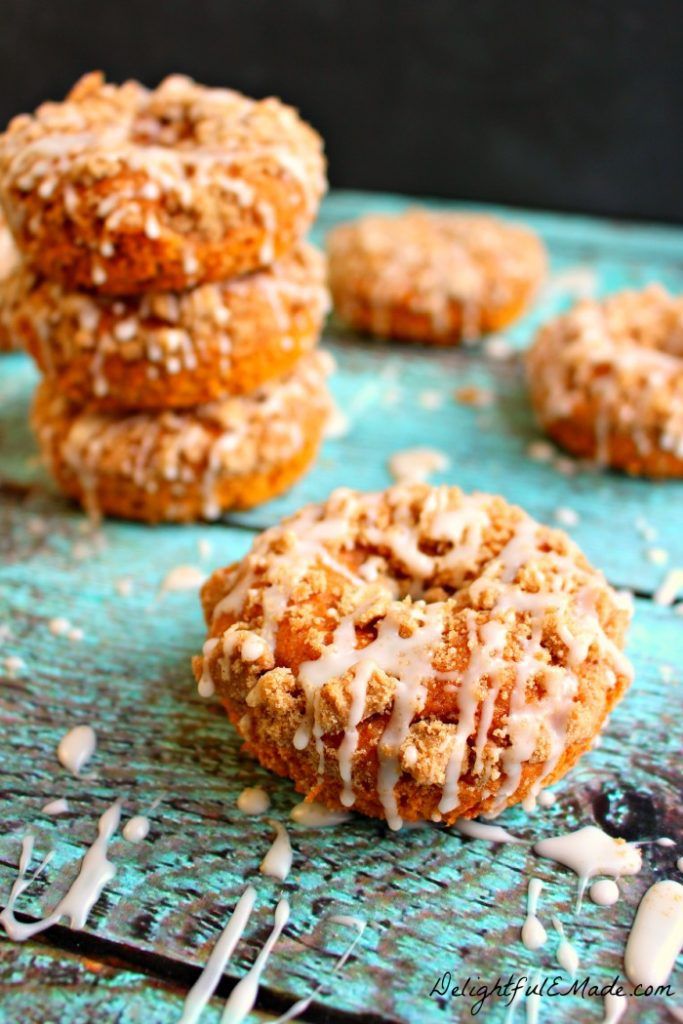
112,577,133,598
551,916,579,976
338,658,374,807
178,886,256,1024
0,800,120,940
161,565,206,592
298,603,447,830
237,787,270,816
290,801,352,827
454,819,521,844
220,898,290,1023
418,389,444,411
654,568,683,606
198,538,213,561
49,616,72,636
528,440,556,463
624,879,683,987
3,654,25,680
324,400,350,440
601,993,628,1024
525,971,542,1024
503,975,526,1023
521,878,547,950
589,879,620,906
554,506,579,528
270,915,366,1023
57,724,96,775
0,836,54,925
387,448,450,484
485,336,514,361
122,815,150,843
259,821,293,882
533,825,642,907
41,798,69,816
198,638,218,697
521,794,538,814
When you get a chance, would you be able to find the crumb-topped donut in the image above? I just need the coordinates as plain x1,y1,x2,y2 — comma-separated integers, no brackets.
0,208,21,351
0,72,326,294
527,285,683,477
327,208,546,345
194,484,632,828
13,242,328,410
32,351,333,522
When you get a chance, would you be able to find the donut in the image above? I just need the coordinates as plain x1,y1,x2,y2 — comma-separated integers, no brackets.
0,208,21,351
326,208,546,345
527,285,683,477
193,484,632,828
31,351,333,523
12,242,329,411
0,72,326,294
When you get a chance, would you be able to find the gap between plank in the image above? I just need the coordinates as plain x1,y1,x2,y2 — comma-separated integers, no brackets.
1,914,394,1024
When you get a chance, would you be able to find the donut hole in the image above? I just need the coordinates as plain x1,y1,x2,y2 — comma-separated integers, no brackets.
131,111,199,148
415,536,459,561
355,529,496,604
598,286,683,358
131,80,219,149
128,82,258,153
363,561,461,604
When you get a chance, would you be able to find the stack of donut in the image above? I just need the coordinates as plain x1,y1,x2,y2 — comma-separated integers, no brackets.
0,73,332,522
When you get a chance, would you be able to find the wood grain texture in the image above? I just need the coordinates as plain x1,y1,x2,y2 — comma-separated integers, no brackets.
0,191,682,1023
0,940,223,1024
0,544,680,1022
0,940,290,1022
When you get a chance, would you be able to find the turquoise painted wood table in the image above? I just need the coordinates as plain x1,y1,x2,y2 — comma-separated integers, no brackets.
0,190,682,1024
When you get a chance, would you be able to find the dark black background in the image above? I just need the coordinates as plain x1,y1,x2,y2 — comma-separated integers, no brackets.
1,0,681,221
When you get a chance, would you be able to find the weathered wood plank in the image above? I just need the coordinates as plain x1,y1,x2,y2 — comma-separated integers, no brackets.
1,191,682,1022
0,490,680,1024
0,939,221,1024
0,938,294,1023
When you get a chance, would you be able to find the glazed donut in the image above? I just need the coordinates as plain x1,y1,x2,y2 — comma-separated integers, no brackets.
32,351,333,523
0,208,21,351
0,72,326,294
194,484,632,828
12,242,329,411
527,285,683,477
327,208,546,345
